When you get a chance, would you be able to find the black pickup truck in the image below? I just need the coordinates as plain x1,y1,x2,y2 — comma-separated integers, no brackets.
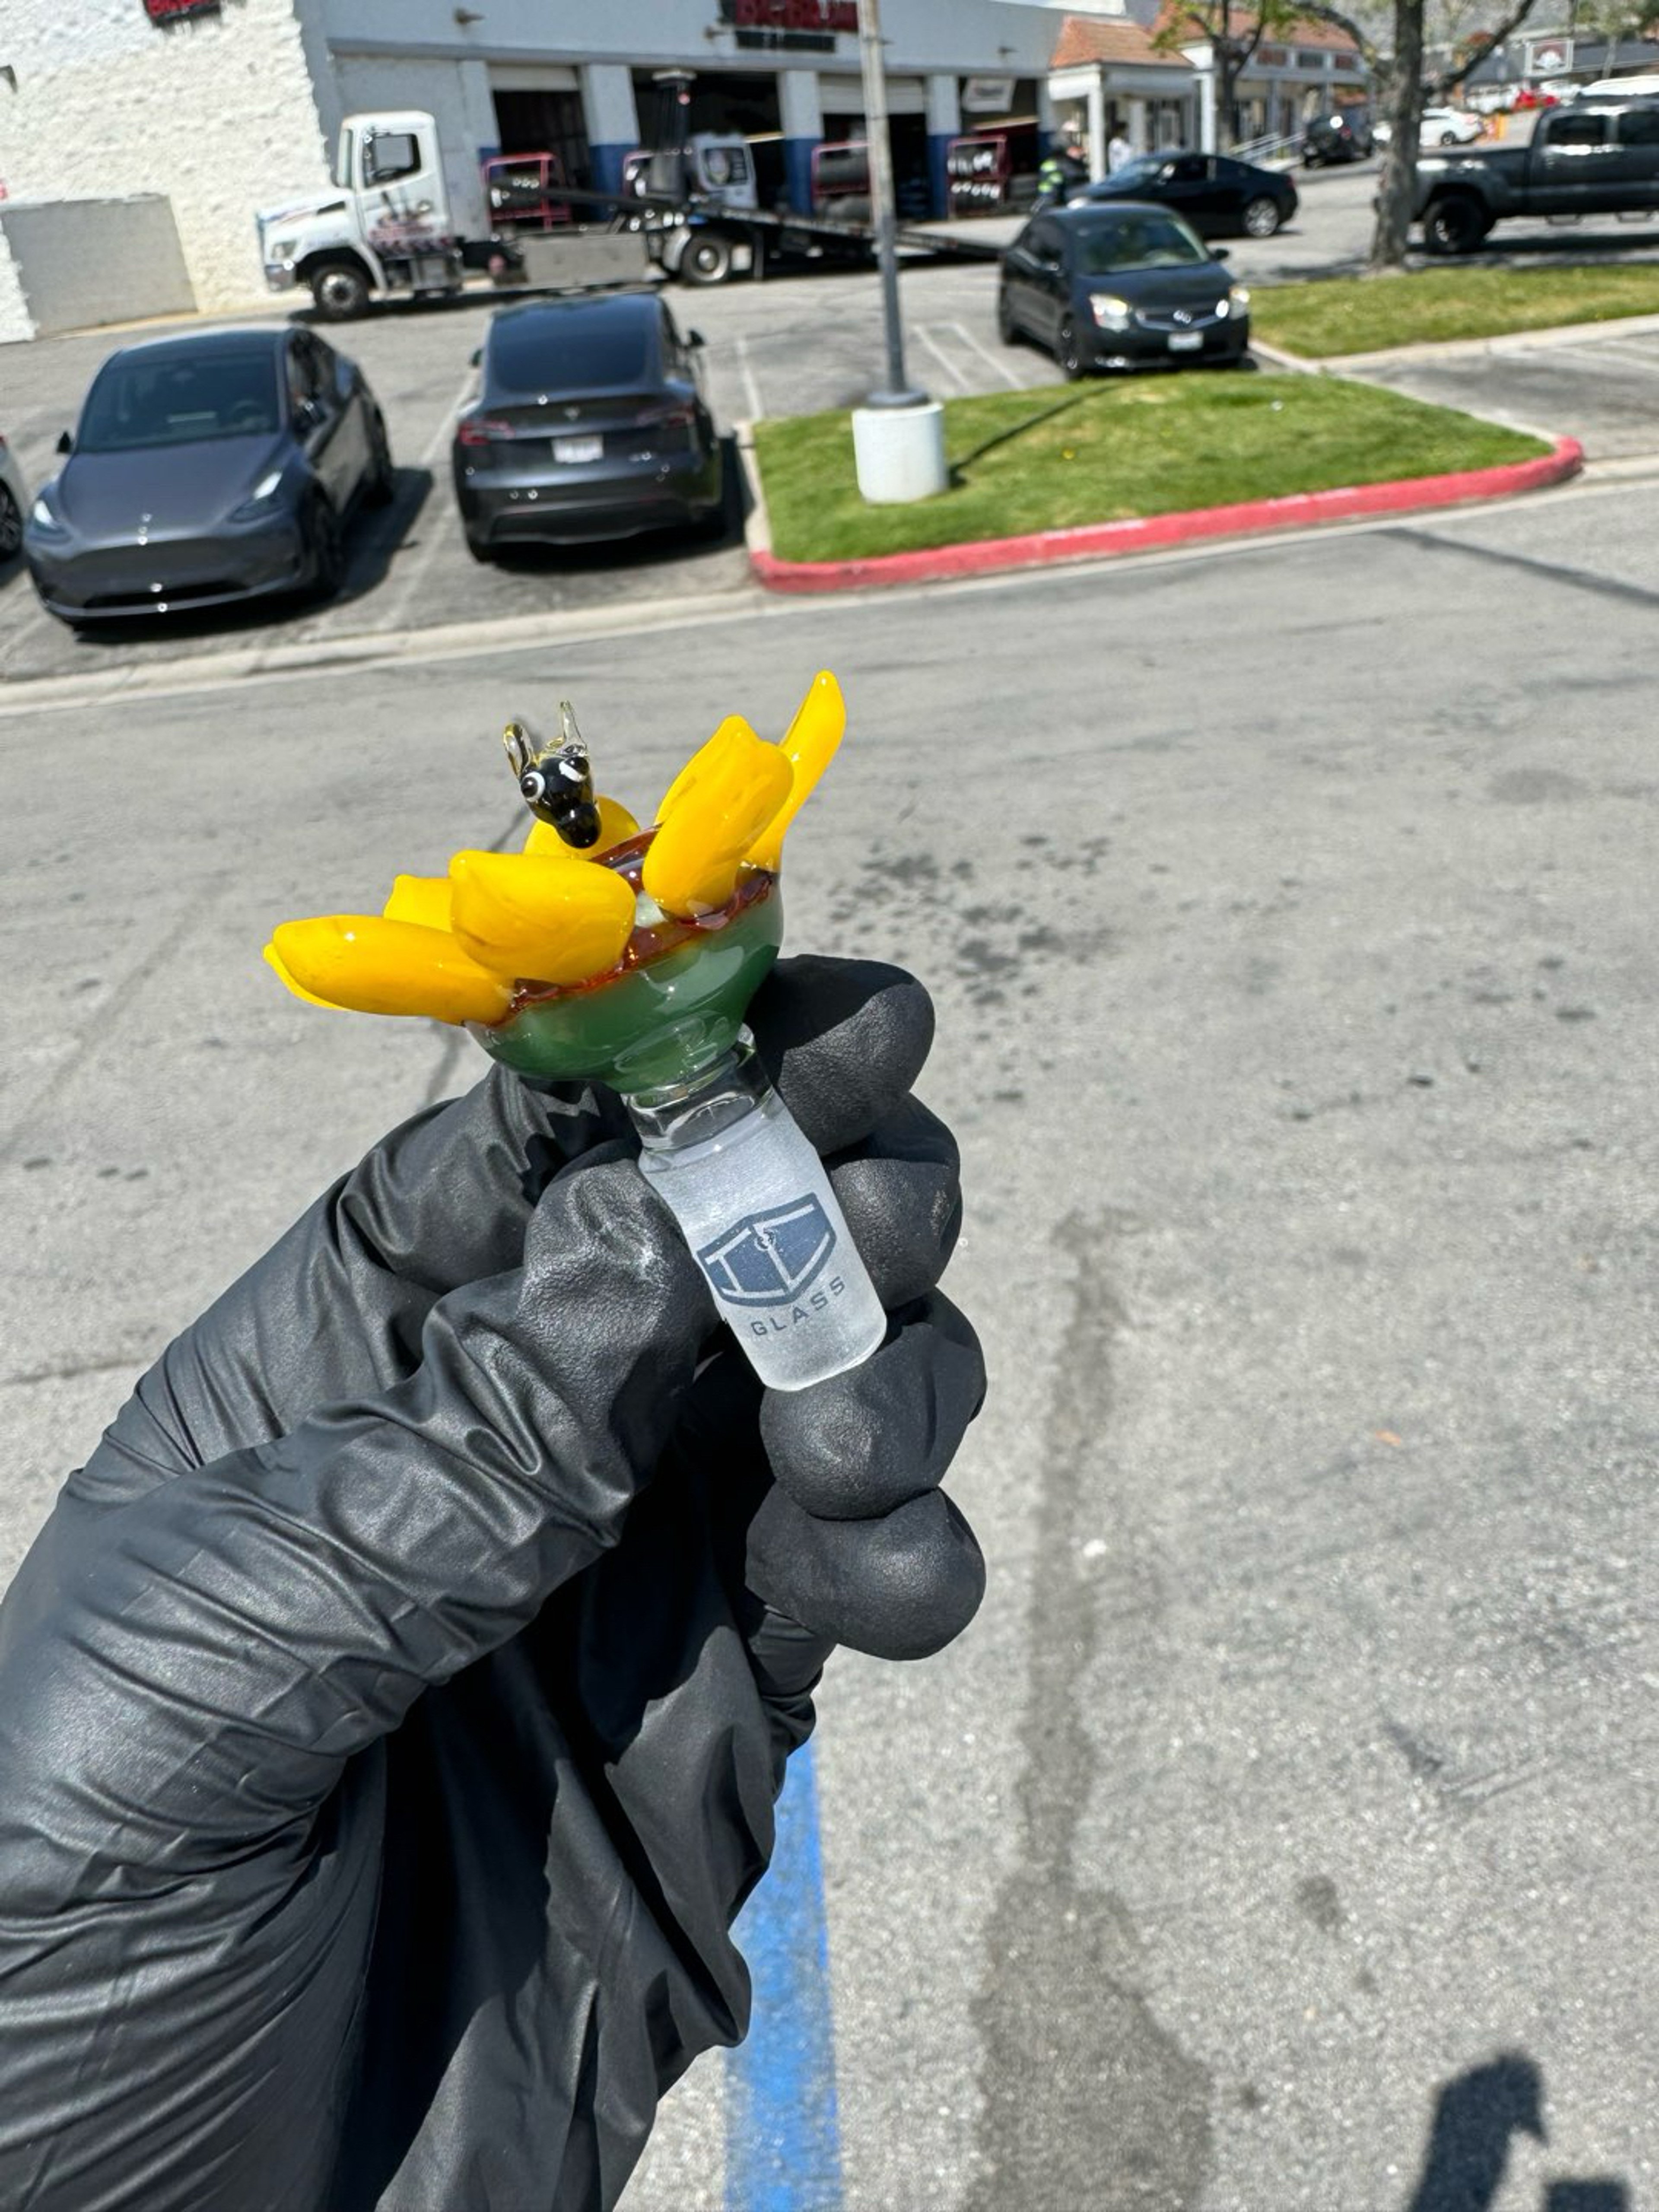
1414,94,1659,252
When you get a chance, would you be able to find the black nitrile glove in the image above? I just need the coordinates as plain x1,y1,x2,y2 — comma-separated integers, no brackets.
0,957,984,2212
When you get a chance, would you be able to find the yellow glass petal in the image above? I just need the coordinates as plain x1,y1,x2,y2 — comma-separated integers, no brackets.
448,850,636,984
382,874,453,930
644,724,793,919
745,669,846,873
523,792,640,860
655,715,763,826
270,917,512,1026
263,941,346,1011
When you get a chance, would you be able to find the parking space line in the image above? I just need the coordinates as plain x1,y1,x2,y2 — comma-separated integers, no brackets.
420,370,477,469
733,334,766,425
378,371,477,632
945,318,1026,391
915,326,974,393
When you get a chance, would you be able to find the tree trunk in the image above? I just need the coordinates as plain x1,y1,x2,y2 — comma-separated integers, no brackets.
1369,0,1424,269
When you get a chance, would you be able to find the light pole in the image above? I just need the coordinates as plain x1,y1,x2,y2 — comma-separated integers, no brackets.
858,0,923,407
850,0,948,500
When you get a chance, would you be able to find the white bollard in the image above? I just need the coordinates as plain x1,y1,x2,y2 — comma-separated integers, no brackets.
852,401,948,505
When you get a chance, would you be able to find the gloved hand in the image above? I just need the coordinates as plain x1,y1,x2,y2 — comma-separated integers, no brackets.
0,956,984,2212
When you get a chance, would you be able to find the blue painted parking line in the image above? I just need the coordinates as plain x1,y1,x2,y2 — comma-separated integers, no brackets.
724,1739,844,2212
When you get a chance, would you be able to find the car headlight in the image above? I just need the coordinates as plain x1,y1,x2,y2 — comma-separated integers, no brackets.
267,238,298,264
29,493,68,537
229,469,286,523
1228,284,1252,313
1090,292,1132,332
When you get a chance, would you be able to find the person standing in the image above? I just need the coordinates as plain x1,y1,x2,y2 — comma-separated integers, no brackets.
1108,127,1133,173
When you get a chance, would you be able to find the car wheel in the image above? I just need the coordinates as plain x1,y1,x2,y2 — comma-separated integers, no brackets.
1242,196,1281,238
681,233,734,286
1422,195,1486,254
0,484,20,562
997,289,1020,345
307,497,345,600
308,258,371,321
363,411,394,507
1057,316,1088,381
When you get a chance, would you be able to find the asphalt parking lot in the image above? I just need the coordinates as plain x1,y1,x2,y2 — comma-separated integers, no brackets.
0,169,1383,688
10,158,1659,690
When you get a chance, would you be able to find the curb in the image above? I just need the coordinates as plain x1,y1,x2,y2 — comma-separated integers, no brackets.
747,437,1583,594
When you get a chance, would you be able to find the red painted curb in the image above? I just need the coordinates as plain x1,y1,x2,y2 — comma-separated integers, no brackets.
750,437,1584,594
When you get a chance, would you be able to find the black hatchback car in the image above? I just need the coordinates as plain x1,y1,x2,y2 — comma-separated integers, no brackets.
453,292,724,558
999,203,1250,377
24,326,391,626
1069,151,1298,238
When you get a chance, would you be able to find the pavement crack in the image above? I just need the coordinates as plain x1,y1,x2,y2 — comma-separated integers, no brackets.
963,1213,1214,2212
1388,524,1659,612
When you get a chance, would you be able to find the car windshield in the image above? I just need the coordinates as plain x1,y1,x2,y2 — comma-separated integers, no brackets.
77,350,280,452
489,314,654,394
1075,213,1209,273
1106,156,1165,189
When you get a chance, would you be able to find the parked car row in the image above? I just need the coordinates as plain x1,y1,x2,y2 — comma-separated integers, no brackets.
14,289,726,629
1301,104,1486,163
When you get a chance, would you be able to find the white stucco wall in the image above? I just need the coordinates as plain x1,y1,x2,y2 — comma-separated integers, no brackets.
0,0,329,313
0,228,34,346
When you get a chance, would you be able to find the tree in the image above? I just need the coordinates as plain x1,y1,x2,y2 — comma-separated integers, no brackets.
1155,0,1308,147
1302,0,1541,266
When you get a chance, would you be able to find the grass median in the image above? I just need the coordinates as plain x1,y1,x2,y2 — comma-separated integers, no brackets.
1252,263,1659,358
750,373,1549,566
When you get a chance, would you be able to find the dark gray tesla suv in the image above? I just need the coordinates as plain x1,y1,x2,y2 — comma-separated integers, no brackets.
24,326,392,626
452,291,725,559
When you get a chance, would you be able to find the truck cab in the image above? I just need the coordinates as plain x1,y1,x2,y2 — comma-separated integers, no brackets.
1415,94,1659,252
257,111,467,319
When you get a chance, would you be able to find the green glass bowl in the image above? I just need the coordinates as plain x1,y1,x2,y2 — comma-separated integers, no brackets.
467,835,783,1094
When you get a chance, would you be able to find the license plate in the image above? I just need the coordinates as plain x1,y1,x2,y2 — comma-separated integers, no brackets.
1168,332,1203,352
554,435,603,464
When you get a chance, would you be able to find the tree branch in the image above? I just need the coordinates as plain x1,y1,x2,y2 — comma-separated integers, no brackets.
1426,0,1540,93
1295,0,1386,71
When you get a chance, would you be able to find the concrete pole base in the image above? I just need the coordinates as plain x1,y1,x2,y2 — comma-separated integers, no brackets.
852,401,948,505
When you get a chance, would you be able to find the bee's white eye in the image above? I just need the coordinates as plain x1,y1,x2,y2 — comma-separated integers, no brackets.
521,770,546,801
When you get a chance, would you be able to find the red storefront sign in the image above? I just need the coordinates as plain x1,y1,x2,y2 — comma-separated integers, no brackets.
143,0,222,22
727,0,858,32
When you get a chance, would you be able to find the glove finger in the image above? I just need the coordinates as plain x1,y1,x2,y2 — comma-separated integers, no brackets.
828,1097,963,1310
747,1485,986,1662
759,1294,984,1522
748,956,935,1156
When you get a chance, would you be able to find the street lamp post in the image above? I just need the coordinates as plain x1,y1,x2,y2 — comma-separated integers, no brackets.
850,0,948,501
858,0,922,407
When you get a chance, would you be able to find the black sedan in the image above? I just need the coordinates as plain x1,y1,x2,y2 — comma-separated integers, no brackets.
453,292,724,559
24,327,391,626
999,203,1250,378
1069,152,1297,239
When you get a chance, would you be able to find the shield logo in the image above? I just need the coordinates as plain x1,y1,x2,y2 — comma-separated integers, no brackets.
696,1194,837,1306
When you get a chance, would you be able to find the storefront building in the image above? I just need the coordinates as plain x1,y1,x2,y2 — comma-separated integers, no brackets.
0,0,1100,319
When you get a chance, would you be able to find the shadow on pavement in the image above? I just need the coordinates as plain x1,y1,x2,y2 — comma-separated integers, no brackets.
1405,2053,1629,2212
